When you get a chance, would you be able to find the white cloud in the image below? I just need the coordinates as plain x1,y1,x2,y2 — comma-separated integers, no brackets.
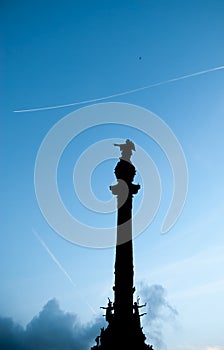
172,345,224,350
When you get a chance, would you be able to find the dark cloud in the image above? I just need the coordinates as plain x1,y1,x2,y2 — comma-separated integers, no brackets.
0,299,105,350
0,284,177,350
0,316,25,350
139,283,178,350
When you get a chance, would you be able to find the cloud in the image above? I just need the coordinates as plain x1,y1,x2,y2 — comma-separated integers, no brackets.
174,346,224,350
0,316,25,350
138,283,178,350
0,284,177,350
0,299,105,350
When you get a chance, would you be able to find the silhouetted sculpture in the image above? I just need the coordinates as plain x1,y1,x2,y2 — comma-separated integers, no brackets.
101,298,114,323
95,336,100,347
114,139,135,161
133,300,147,315
91,140,154,350
133,298,147,328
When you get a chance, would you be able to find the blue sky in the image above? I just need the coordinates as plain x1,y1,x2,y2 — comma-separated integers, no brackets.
1,1,224,349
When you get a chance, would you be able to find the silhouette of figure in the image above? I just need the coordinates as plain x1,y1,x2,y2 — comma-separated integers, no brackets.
99,327,105,347
133,298,147,329
133,300,147,316
114,139,135,161
100,298,114,323
95,335,100,347
133,301,146,315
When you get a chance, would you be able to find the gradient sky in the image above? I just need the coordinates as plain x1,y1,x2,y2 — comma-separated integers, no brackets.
1,1,224,349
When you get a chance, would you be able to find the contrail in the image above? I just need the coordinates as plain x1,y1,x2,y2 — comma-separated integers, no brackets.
14,65,224,113
32,229,96,315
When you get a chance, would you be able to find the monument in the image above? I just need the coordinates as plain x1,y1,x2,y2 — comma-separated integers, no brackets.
91,140,154,350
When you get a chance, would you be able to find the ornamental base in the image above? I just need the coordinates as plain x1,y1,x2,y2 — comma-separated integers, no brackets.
91,316,153,350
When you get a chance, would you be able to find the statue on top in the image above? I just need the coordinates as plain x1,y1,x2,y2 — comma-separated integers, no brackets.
114,139,136,162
